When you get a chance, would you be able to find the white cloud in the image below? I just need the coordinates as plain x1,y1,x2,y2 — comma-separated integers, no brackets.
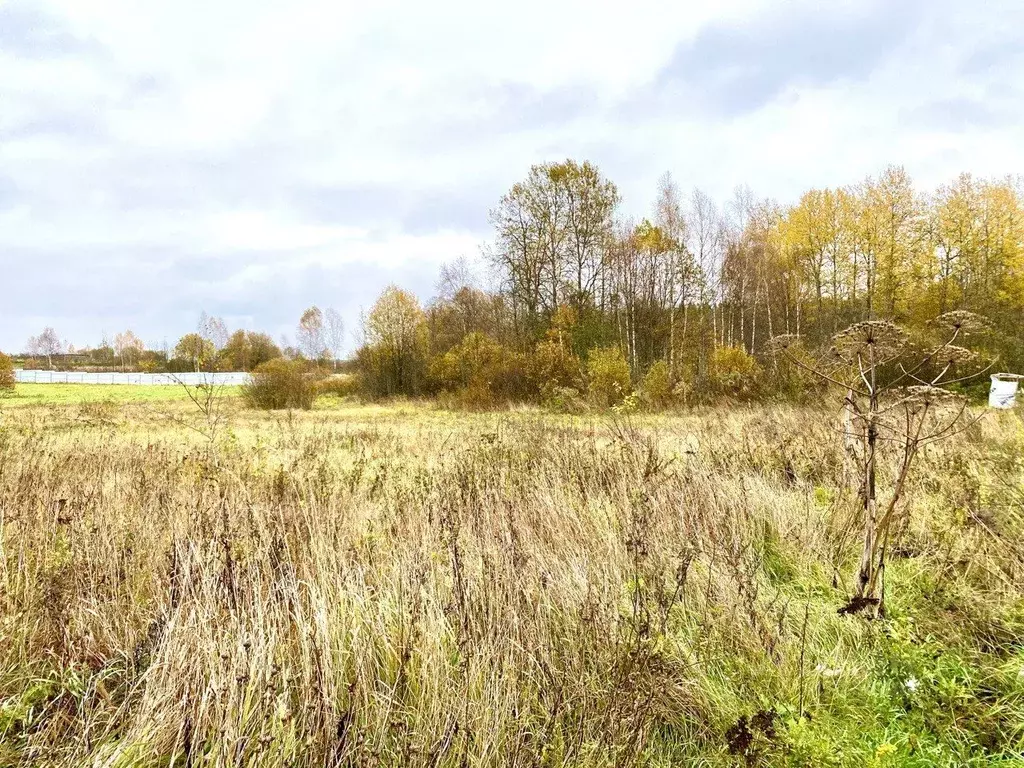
1,0,1022,352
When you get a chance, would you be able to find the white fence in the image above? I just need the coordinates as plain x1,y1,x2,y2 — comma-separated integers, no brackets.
15,370,252,386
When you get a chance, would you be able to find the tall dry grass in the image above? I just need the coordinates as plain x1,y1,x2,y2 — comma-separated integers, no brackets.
1,400,1023,766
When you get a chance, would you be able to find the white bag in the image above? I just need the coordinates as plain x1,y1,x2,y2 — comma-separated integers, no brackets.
989,375,1020,409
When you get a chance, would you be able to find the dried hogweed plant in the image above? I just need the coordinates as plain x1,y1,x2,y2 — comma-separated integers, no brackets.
771,311,994,617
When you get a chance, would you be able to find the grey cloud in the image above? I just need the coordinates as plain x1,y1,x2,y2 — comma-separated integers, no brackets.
0,174,18,210
478,81,598,134
105,143,297,214
903,96,1007,133
398,81,600,153
1,105,108,142
1,242,442,352
0,1,105,60
638,0,925,117
291,182,493,235
400,187,491,235
959,39,1020,76
1,73,166,148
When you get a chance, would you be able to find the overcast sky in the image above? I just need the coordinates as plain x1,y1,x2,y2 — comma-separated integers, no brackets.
2,0,1022,353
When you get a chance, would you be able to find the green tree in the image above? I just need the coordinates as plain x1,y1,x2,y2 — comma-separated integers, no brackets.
0,352,15,393
219,331,281,371
358,286,428,397
174,333,215,372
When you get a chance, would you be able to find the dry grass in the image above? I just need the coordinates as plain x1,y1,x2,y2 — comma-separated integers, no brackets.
1,397,1023,766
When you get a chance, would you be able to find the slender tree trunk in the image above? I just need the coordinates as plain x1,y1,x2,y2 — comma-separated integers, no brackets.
855,347,883,617
668,297,676,376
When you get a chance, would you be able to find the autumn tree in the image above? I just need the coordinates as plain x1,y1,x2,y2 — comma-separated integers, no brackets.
654,173,699,377
489,160,619,335
198,312,229,351
357,286,428,396
27,327,62,369
114,330,145,370
219,330,280,371
324,307,346,370
365,161,1024,407
0,351,15,393
297,306,327,361
175,333,215,372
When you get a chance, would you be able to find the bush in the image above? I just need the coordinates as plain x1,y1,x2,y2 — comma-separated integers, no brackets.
586,345,631,407
428,333,529,404
708,346,763,399
243,359,318,410
531,339,583,399
764,339,821,401
543,386,588,414
0,352,14,393
314,375,360,400
639,360,673,409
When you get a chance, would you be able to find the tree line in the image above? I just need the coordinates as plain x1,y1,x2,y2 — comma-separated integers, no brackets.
354,161,1023,407
13,308,347,374
8,160,1021,408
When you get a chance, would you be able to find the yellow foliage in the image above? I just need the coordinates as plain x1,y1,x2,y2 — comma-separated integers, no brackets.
585,345,630,407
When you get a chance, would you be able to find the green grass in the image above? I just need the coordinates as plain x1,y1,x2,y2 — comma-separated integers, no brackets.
1,383,242,406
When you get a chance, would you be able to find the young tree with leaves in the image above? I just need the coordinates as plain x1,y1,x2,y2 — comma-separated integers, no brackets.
0,351,15,392
358,286,428,396
175,333,216,372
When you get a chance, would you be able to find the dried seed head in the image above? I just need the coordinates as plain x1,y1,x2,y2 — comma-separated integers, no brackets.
935,310,989,336
830,321,908,362
930,345,977,367
766,334,801,353
900,385,964,410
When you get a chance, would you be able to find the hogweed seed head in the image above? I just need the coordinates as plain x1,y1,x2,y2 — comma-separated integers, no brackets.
935,310,990,336
830,321,908,363
766,334,801,353
929,345,977,367
900,385,964,411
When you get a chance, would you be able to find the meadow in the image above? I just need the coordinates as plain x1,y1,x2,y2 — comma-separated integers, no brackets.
1,385,1023,766
2,384,243,407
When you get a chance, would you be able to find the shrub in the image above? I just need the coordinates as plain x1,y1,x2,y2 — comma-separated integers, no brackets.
243,359,318,410
428,333,529,404
531,339,583,399
586,345,631,407
0,352,14,393
314,374,360,400
454,380,498,410
542,386,587,414
763,337,822,401
639,360,673,409
708,345,763,399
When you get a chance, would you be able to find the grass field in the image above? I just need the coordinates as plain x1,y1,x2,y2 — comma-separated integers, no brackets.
1,383,243,407
1,393,1023,766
